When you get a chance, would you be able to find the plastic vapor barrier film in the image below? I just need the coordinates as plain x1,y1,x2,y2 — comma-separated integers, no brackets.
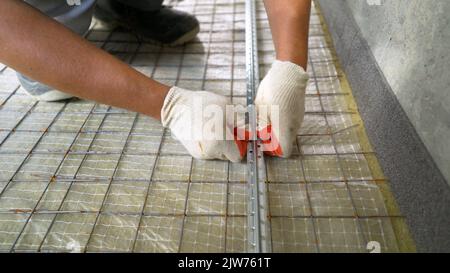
0,0,414,253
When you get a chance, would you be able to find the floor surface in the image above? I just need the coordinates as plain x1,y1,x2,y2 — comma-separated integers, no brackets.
0,0,413,253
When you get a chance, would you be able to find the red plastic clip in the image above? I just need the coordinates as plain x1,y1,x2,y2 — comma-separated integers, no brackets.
234,127,251,158
257,125,283,157
233,125,283,157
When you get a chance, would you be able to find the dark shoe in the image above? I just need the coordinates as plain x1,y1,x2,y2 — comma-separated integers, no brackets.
94,1,200,46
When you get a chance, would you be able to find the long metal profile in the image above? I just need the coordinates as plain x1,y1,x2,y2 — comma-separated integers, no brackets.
245,0,272,253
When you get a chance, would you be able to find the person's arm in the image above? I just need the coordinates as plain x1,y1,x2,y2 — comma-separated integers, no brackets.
263,0,311,69
0,0,169,120
0,0,244,162
255,0,311,158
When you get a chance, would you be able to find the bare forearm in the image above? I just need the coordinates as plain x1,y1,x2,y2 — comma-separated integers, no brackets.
264,0,311,69
0,0,169,119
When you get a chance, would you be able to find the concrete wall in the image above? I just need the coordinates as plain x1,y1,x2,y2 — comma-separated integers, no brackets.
317,0,450,252
344,0,450,184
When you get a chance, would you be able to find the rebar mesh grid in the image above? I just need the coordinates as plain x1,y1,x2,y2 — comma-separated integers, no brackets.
0,0,411,253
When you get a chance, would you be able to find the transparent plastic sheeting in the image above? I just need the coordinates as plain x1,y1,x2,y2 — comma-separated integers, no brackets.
0,0,408,252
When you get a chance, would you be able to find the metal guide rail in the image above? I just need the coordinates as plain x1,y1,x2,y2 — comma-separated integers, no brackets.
245,0,272,253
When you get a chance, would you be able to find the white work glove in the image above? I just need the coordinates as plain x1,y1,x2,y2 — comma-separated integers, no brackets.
255,60,309,158
161,86,246,162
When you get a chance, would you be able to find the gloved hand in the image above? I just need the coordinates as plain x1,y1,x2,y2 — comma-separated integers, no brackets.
255,60,309,158
161,86,246,162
